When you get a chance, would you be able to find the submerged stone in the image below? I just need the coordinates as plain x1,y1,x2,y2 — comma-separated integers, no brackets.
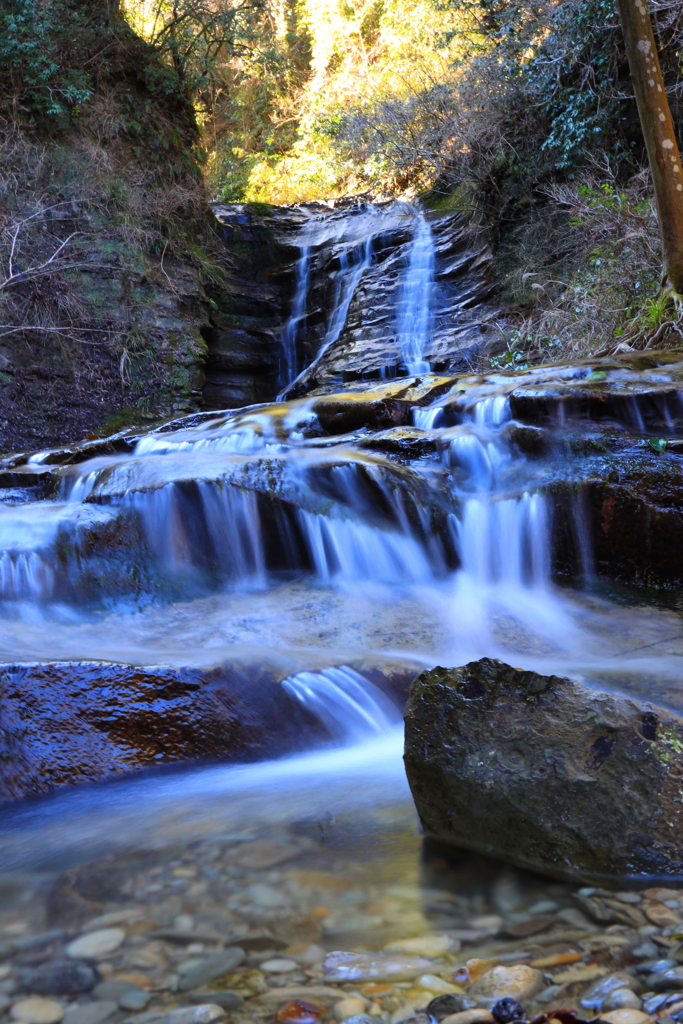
403,658,683,884
323,951,435,983
466,966,543,1008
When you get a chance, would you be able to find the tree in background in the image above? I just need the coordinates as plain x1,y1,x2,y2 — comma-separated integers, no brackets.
617,0,683,296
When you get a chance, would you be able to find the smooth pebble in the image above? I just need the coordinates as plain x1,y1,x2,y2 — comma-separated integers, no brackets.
62,1002,118,1024
261,960,299,974
602,991,642,1013
119,992,152,1012
66,930,125,960
441,1012,495,1024
323,952,434,983
11,998,65,1024
467,966,543,1008
385,936,456,958
600,1012,649,1024
334,999,367,1020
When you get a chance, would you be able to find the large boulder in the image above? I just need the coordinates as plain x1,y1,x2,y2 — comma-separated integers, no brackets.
403,657,683,884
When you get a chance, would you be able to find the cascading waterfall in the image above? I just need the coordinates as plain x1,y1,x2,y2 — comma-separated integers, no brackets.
5,197,683,808
280,228,376,399
281,665,400,742
396,209,435,374
122,482,267,587
298,509,435,585
452,492,550,587
279,246,311,387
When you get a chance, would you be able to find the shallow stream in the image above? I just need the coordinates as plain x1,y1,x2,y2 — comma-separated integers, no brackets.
1,202,683,1024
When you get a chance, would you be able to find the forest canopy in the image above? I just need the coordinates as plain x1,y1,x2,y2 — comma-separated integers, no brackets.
2,0,683,362
115,0,683,205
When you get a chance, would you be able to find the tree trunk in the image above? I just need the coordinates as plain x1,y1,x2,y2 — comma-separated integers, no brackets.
616,0,683,295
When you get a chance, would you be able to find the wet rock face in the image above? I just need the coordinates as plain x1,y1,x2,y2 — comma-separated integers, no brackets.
403,657,683,884
209,202,497,406
0,663,315,802
0,661,416,802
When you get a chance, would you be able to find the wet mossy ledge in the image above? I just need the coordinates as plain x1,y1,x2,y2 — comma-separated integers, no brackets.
404,658,683,885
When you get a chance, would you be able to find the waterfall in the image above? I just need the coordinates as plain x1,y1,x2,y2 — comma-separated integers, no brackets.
396,210,435,374
280,245,312,387
281,666,400,742
298,509,434,585
452,492,550,587
280,233,375,399
123,481,267,587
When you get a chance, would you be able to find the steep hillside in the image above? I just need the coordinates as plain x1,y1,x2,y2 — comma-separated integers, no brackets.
0,0,216,453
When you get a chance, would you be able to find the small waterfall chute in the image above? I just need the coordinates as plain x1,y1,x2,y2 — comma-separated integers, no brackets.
279,231,375,399
281,665,399,742
396,209,435,374
452,491,550,588
123,481,267,587
280,245,312,388
298,509,435,585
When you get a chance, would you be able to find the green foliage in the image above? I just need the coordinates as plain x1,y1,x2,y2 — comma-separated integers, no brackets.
491,0,628,171
124,0,286,109
0,0,95,123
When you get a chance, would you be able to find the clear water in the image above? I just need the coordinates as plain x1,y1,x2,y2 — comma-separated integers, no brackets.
1,219,683,1003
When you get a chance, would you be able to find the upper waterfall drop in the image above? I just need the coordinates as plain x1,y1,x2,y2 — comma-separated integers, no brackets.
396,208,435,375
279,245,312,388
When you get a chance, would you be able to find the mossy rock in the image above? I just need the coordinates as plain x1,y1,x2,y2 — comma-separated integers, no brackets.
404,657,683,885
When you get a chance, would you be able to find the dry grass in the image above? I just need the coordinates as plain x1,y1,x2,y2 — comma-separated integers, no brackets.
482,168,683,370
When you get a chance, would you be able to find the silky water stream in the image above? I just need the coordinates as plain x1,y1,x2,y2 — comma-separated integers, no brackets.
1,207,683,1024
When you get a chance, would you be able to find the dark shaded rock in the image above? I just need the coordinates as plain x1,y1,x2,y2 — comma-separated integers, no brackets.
403,657,683,884
20,961,100,995
491,998,526,1024
1,659,416,803
426,994,477,1021
647,967,683,992
550,457,683,590
0,662,324,802
502,424,547,456
356,427,443,459
202,370,278,409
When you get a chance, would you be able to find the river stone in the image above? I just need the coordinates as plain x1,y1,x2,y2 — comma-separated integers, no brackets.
466,966,543,1008
403,658,683,884
334,998,367,1020
602,991,642,1012
599,1013,649,1024
21,962,100,995
66,929,125,960
647,966,683,991
323,952,435,983
93,983,137,1001
119,991,152,1012
580,973,642,1011
426,996,478,1021
187,993,243,1010
441,1013,495,1024
260,960,298,973
385,936,456,957
177,948,245,991
62,1002,118,1024
124,1007,225,1024
11,998,65,1024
